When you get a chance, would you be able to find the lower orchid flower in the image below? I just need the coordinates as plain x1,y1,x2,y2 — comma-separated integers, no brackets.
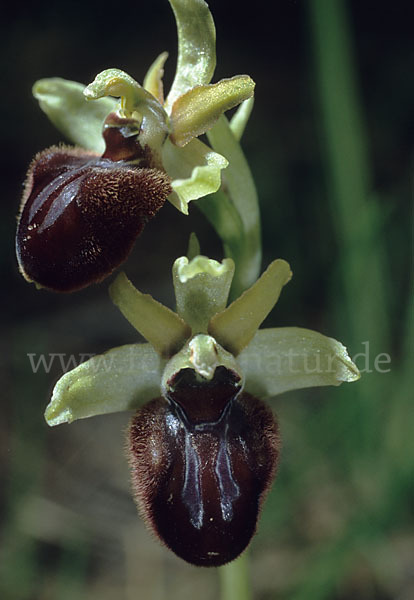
45,254,360,566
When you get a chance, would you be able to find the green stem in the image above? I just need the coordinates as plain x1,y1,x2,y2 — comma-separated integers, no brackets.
309,0,391,460
202,116,261,299
295,3,397,595
197,188,246,286
309,0,389,352
219,554,251,600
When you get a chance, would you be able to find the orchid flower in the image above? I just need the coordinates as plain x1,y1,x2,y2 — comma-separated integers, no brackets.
45,255,360,566
16,0,255,292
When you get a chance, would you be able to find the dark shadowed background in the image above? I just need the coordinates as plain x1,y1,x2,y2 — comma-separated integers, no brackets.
1,1,413,599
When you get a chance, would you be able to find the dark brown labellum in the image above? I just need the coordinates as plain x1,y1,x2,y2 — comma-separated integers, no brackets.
16,116,171,292
128,367,280,567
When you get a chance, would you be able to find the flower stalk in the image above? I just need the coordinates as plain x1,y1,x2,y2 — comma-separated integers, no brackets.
205,114,262,297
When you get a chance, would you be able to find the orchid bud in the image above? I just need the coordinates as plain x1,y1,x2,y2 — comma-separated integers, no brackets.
16,113,171,292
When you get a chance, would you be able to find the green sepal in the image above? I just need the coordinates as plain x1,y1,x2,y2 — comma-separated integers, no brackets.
173,255,235,333
45,344,162,426
33,78,116,153
238,327,361,398
165,0,216,112
162,137,228,214
209,259,292,356
170,76,255,147
109,272,191,358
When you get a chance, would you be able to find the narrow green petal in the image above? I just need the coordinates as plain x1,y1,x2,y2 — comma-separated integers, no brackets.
209,259,292,356
109,272,191,358
238,327,361,398
162,137,228,214
45,344,161,426
165,0,216,112
170,76,255,147
230,97,254,142
33,78,116,153
173,255,235,333
143,51,169,103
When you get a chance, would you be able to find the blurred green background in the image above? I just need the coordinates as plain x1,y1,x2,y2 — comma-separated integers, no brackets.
1,0,412,598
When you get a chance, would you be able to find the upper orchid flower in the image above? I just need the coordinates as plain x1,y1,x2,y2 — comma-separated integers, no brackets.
45,253,360,567
16,0,254,292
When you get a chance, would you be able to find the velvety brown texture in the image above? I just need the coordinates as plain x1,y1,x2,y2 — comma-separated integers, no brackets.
128,374,280,567
16,118,171,292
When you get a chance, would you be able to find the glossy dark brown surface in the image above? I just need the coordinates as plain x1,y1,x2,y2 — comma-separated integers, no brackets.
128,371,280,567
16,118,171,292
101,113,155,165
167,366,242,424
